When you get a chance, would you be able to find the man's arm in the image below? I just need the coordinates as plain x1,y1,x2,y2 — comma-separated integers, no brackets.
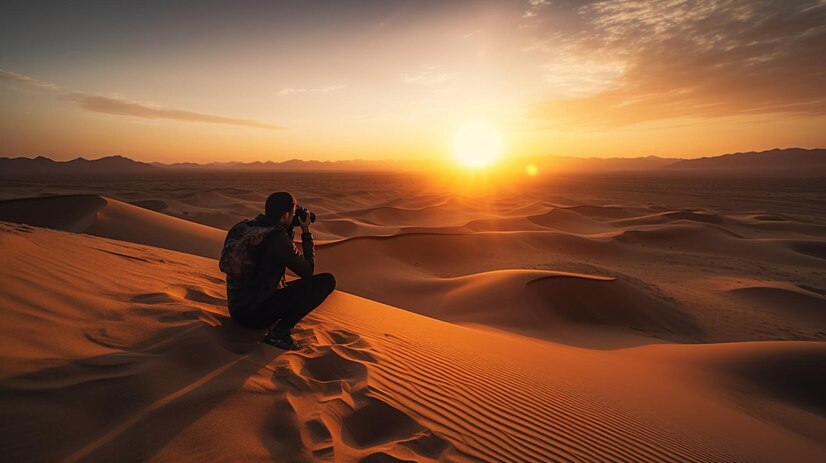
268,229,314,279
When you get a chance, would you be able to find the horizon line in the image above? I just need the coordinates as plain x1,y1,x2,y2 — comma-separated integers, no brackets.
1,146,822,166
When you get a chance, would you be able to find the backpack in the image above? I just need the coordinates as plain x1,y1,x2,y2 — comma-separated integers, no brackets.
219,220,275,279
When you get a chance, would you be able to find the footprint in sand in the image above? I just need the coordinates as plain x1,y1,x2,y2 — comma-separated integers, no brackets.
274,327,452,462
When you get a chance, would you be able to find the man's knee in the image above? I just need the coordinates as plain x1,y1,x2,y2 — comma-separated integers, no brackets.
316,272,336,295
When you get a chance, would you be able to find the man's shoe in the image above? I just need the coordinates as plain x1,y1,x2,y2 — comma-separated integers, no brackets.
262,331,300,350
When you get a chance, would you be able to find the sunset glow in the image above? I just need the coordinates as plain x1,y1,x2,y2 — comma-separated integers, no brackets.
453,123,503,169
1,1,824,164
0,3,824,462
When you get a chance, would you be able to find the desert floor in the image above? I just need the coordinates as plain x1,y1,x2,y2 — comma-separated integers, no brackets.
1,171,824,462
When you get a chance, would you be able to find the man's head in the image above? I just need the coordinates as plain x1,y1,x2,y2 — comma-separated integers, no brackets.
265,191,296,227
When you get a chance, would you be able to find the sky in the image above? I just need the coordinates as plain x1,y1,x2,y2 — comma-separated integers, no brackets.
1,0,825,163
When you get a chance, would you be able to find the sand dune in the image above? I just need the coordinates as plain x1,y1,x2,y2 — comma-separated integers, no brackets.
528,208,617,234
611,209,724,227
1,171,824,461
337,203,479,228
313,224,821,345
564,204,653,220
301,265,702,347
500,199,555,216
2,189,822,347
610,222,824,266
334,196,553,229
311,218,401,242
157,197,261,230
129,199,169,212
726,283,826,324
0,194,107,232
2,222,823,462
709,342,826,419
734,220,826,239
0,194,225,258
525,274,704,343
791,240,826,260
318,229,625,276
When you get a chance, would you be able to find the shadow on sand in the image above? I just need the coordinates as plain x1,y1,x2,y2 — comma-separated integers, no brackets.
0,317,281,462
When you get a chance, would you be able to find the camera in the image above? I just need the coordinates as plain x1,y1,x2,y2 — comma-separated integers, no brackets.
291,205,316,227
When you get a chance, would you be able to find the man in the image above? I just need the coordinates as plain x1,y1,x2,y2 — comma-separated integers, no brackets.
223,191,336,350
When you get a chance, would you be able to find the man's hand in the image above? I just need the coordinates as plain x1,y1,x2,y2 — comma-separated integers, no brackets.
298,213,311,233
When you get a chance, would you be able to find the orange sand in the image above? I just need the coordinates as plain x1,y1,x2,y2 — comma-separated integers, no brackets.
0,173,824,462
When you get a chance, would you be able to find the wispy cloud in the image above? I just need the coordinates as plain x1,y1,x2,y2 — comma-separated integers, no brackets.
0,69,285,130
522,0,550,22
0,69,58,89
62,93,286,130
277,85,344,96
402,67,457,86
531,0,826,126
542,52,626,98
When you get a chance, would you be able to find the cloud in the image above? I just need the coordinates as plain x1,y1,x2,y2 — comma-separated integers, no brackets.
543,53,626,98
0,69,285,130
522,0,551,22
402,67,457,86
277,85,344,96
62,93,286,130
0,69,58,89
531,0,826,126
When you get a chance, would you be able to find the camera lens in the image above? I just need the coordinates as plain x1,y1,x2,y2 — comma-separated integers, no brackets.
290,205,315,226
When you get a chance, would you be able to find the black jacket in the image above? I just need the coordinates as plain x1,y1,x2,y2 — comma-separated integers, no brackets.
226,214,314,314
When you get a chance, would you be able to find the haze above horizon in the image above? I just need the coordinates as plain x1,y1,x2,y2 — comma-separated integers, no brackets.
1,0,825,164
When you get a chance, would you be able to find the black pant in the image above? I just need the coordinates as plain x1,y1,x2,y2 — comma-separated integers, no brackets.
233,273,336,333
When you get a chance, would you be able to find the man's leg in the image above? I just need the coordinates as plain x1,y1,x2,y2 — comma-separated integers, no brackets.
234,273,336,331
272,272,336,333
266,272,337,335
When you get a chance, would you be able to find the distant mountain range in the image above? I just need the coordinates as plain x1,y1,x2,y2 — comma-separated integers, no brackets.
663,148,826,171
1,148,823,176
0,155,424,175
0,155,157,175
149,158,428,171
517,154,679,173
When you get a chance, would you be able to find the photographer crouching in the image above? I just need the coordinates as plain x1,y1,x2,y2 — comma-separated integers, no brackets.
220,191,336,350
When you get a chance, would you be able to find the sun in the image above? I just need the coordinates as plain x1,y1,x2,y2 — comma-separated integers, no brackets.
452,122,503,169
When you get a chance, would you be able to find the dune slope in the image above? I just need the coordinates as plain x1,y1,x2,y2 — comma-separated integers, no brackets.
1,222,824,462
0,194,224,258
